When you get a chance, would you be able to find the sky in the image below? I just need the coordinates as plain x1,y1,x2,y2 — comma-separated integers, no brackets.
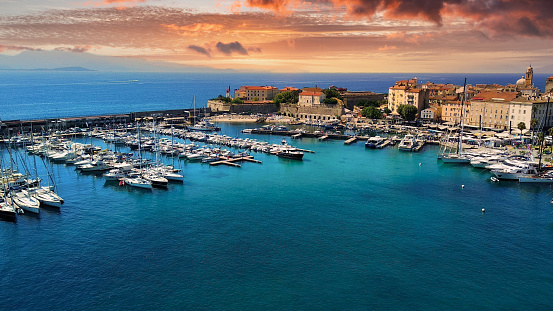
1,0,553,73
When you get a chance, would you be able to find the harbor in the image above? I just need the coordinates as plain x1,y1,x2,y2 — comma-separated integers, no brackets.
1,110,551,220
2,71,553,310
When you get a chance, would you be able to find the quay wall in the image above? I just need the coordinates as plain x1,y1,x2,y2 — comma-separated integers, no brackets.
341,92,387,110
0,108,203,137
208,100,278,114
280,104,344,121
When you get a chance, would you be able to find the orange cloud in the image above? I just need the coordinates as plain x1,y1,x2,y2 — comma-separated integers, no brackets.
237,0,553,37
0,45,42,53
162,23,225,36
84,0,147,9
378,45,397,51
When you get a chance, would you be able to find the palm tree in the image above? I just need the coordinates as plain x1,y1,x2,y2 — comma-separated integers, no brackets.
530,118,538,142
548,127,553,153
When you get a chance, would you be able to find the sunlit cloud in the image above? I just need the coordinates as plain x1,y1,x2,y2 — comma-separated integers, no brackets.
84,0,148,10
162,23,225,37
0,44,42,52
0,1,552,72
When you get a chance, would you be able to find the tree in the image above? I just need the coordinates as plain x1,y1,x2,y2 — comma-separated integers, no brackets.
323,98,338,105
274,90,300,105
361,106,382,119
397,104,418,121
212,95,231,103
517,121,526,137
530,118,539,141
383,107,392,115
231,98,244,104
323,88,342,100
548,127,553,152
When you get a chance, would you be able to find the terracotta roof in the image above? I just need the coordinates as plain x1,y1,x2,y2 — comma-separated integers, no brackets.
243,86,277,91
300,91,323,96
279,87,298,92
471,91,518,102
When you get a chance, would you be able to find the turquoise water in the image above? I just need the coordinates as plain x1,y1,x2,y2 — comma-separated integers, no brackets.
1,72,553,310
2,127,553,310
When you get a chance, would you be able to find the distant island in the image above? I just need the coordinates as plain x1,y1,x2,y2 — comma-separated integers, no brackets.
0,66,95,72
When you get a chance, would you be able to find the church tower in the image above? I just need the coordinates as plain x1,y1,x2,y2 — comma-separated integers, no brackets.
525,65,533,87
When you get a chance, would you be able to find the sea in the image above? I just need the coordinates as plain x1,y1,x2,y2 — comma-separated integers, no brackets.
1,71,553,310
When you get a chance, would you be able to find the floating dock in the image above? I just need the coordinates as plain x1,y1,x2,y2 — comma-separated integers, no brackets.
344,137,357,145
209,156,262,167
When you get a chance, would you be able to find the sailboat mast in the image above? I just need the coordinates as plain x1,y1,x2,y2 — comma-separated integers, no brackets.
538,98,550,173
459,78,467,156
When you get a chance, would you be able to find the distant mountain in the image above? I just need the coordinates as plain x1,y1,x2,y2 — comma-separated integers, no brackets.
0,66,95,72
0,50,237,73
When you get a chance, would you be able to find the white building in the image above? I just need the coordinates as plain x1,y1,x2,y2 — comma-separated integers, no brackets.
299,91,325,106
420,107,437,121
509,97,553,130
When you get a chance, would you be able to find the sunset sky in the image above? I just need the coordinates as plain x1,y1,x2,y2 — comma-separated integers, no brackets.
1,0,552,73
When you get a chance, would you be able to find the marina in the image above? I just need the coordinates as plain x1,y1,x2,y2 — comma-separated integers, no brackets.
1,72,553,311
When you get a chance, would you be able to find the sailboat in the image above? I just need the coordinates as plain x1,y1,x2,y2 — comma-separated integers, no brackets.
124,122,152,190
188,95,220,132
441,78,471,164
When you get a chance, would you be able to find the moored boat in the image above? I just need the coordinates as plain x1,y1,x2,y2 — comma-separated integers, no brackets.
276,149,304,160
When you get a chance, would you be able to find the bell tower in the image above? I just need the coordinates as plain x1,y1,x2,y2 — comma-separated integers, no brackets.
525,65,533,87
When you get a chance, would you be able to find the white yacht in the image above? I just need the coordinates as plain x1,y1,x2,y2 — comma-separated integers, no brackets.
491,160,540,180
123,177,153,190
398,134,417,151
78,160,111,172
9,191,40,214
28,187,63,208
365,136,384,149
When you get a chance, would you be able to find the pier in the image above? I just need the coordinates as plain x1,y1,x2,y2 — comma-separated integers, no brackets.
344,137,358,145
209,156,262,167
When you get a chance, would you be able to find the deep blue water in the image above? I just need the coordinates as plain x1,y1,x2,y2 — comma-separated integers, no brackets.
0,71,550,121
1,73,553,310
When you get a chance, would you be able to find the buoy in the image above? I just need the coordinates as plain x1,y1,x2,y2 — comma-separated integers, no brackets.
482,208,485,213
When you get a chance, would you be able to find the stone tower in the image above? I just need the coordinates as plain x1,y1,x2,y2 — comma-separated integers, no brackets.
525,65,533,87
546,76,553,93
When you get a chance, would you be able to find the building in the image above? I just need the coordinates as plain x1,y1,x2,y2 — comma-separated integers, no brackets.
387,78,429,116
298,91,326,106
280,88,343,121
509,96,553,130
234,86,278,102
545,76,553,93
442,100,469,124
420,107,438,122
467,91,518,130
279,87,299,92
